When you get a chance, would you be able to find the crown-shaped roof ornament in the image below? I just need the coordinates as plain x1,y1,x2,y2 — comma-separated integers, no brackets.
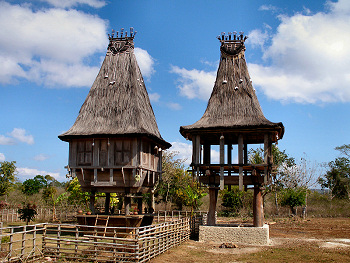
217,31,248,56
108,27,137,54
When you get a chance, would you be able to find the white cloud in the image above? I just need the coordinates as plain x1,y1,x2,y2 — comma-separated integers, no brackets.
0,135,15,145
247,27,270,50
170,65,216,101
9,128,34,145
0,153,5,162
17,167,60,181
249,0,350,103
169,141,192,166
167,102,182,110
0,2,108,87
34,154,50,161
0,128,33,145
169,141,220,166
40,0,106,8
134,47,155,79
149,92,160,102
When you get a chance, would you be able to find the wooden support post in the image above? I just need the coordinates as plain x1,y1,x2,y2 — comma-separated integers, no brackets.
228,143,232,191
220,135,225,190
89,191,95,215
238,134,244,191
94,169,97,183
207,187,218,226
138,197,143,214
151,189,155,213
264,133,272,184
109,168,113,183
105,193,110,215
253,185,264,227
203,143,210,165
125,195,131,215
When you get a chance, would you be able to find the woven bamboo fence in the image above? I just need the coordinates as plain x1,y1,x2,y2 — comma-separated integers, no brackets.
0,218,190,262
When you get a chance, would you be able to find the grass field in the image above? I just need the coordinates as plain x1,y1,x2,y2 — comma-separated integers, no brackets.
150,217,350,263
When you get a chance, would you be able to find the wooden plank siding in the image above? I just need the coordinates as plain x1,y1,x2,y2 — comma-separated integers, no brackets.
69,138,162,193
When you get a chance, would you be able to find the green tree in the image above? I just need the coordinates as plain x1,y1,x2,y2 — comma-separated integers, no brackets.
22,177,44,196
0,161,17,196
249,145,296,212
319,144,350,199
65,177,90,208
18,202,37,225
157,151,205,211
220,187,244,216
279,187,307,215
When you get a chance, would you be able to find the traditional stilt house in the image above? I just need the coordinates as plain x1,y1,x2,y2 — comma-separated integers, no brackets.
180,32,284,227
59,28,171,215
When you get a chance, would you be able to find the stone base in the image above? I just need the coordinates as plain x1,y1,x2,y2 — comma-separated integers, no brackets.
199,224,269,245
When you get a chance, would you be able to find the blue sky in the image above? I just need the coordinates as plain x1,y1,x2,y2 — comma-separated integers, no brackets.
1,0,349,182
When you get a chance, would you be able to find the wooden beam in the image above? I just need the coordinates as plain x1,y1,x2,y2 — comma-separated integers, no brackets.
208,187,218,226
199,175,264,185
228,143,232,191
109,169,113,183
105,193,110,215
220,135,225,190
124,196,131,215
203,143,210,165
264,133,272,184
238,134,244,191
253,186,264,227
89,191,95,215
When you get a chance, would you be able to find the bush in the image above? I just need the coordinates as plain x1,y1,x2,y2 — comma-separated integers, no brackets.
279,188,306,215
18,202,37,225
219,187,253,217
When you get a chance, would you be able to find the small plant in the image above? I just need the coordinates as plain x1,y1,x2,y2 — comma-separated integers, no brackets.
18,202,37,225
0,200,9,209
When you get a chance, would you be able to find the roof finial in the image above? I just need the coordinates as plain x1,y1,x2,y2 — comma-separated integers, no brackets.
218,30,248,56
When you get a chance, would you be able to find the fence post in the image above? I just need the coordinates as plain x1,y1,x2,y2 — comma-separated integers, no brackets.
0,221,2,251
9,227,14,259
57,225,61,258
42,224,47,255
33,224,37,257
21,225,26,259
75,225,79,260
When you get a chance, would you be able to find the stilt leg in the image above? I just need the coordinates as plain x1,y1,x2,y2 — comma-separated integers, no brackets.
253,185,264,227
208,187,218,226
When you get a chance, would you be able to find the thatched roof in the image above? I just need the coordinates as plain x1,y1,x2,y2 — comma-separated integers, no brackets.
180,33,284,143
59,28,171,149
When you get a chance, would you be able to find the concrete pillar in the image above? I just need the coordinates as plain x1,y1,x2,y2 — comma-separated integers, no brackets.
208,187,218,226
253,186,264,227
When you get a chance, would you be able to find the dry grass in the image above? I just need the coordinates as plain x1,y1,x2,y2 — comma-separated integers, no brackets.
150,217,350,263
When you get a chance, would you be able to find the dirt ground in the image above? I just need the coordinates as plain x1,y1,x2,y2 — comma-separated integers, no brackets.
150,217,350,263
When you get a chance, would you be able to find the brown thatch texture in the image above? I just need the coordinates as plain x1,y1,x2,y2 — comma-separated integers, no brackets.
59,38,170,149
180,43,283,139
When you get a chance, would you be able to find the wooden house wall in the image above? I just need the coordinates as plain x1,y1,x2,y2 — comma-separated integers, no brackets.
69,138,161,192
68,138,160,170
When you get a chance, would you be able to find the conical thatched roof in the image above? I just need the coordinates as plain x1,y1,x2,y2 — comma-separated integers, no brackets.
59,28,171,149
180,33,284,143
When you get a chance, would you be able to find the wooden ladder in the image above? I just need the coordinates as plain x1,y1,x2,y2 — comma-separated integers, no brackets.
94,215,110,237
